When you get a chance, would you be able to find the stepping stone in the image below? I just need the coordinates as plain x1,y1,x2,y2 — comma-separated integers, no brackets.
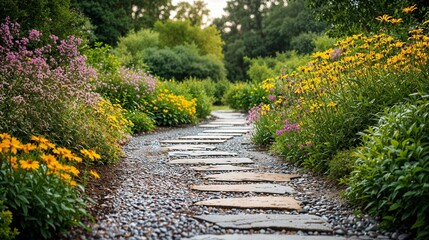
218,126,252,130
207,122,245,126
187,235,346,240
168,158,254,165
180,135,234,140
204,172,299,182
161,145,216,151
169,151,237,157
190,165,254,171
199,124,234,128
191,183,294,194
198,133,243,136
160,139,227,144
194,196,301,211
203,130,249,134
194,214,333,232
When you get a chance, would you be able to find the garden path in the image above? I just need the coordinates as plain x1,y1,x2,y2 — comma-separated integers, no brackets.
65,110,395,240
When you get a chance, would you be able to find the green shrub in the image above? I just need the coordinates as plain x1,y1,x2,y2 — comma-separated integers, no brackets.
345,96,429,239
222,82,253,111
0,201,19,240
213,79,232,105
328,149,357,181
290,32,317,54
126,110,155,133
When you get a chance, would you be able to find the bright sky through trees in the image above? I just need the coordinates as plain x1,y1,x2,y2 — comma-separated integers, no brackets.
172,0,228,19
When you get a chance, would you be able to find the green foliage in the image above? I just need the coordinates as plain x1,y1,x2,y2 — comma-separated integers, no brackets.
143,44,226,81
114,29,159,68
173,0,210,26
85,42,122,73
0,202,19,240
345,96,429,239
290,32,318,54
246,51,311,82
222,82,268,111
212,79,232,105
162,78,214,119
0,0,88,41
126,110,155,133
154,20,224,60
313,34,337,52
328,149,357,181
307,0,429,36
215,0,326,81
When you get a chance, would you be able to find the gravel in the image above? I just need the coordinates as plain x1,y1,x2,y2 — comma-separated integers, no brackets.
62,123,411,240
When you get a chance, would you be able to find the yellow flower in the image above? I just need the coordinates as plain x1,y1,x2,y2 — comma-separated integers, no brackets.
90,170,100,179
163,109,169,113
153,106,159,110
389,18,403,24
376,15,392,22
403,5,417,13
19,159,40,171
9,156,18,170
80,149,101,161
21,143,37,153
0,133,11,139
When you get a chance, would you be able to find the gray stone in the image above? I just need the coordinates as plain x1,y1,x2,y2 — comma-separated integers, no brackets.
180,135,234,140
203,130,249,134
168,158,254,165
191,183,294,194
169,151,238,157
160,139,227,144
186,234,347,240
161,145,217,151
194,196,301,211
190,165,254,171
194,214,333,232
198,133,244,136
199,124,234,128
204,172,299,182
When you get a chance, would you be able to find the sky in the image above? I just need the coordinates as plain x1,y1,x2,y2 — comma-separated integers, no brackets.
172,0,228,19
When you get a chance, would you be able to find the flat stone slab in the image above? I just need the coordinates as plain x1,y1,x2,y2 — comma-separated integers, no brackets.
187,235,346,240
160,139,227,144
187,235,344,240
168,158,254,165
190,165,254,171
191,183,294,194
199,124,234,128
218,126,252,130
198,133,243,136
162,145,217,151
169,151,238,157
194,196,301,211
203,130,249,134
194,214,333,232
180,135,234,140
204,172,299,182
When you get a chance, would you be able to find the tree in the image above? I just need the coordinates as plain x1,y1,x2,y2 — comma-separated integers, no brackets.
306,0,429,36
173,0,210,26
72,0,172,46
154,20,224,60
214,0,324,81
0,0,87,40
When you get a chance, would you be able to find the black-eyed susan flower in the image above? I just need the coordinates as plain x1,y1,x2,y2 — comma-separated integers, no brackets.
90,170,100,179
19,159,40,171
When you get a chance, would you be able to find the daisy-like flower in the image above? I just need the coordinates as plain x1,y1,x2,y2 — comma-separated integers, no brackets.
19,159,40,171
80,149,101,161
90,170,100,179
403,5,417,13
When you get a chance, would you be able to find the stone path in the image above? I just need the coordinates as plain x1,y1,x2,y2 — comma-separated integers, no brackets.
161,110,346,240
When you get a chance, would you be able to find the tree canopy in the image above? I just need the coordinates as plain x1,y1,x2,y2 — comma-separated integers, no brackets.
173,0,210,27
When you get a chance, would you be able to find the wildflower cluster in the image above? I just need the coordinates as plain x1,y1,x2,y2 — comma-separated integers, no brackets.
249,7,429,167
145,88,197,126
0,133,99,238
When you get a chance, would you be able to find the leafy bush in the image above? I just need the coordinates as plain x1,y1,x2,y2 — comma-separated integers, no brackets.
0,133,101,239
0,201,19,240
143,44,226,81
144,88,197,126
126,110,155,133
213,79,232,105
328,149,357,181
114,29,159,68
222,82,254,111
345,96,429,239
290,32,317,54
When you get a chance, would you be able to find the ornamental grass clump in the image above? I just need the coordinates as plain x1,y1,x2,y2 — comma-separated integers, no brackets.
0,133,101,239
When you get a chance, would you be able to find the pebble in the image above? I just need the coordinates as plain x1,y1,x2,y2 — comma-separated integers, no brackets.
60,121,411,240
